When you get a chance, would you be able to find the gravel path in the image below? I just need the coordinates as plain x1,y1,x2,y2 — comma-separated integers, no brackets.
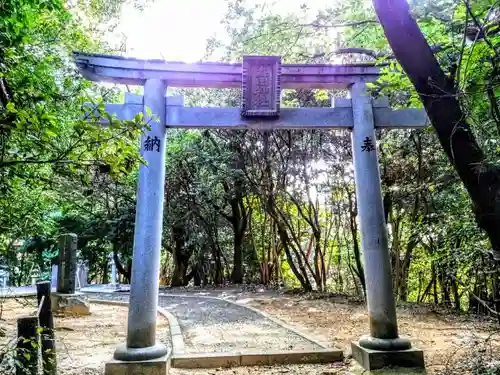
86,292,323,354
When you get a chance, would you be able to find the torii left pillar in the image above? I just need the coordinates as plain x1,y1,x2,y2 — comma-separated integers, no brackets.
107,79,169,374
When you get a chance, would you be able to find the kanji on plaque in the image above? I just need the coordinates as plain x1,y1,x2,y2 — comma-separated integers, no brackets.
361,136,375,152
241,56,281,118
144,135,161,152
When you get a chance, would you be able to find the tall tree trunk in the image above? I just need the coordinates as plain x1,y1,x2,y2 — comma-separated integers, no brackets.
102,259,109,284
492,268,500,323
313,237,326,292
432,265,439,305
348,195,366,296
113,245,130,282
210,238,223,285
418,272,435,303
399,239,417,302
231,218,244,284
170,226,192,287
17,252,26,286
229,197,247,284
372,0,500,262
171,262,188,287
451,278,461,313
275,220,313,291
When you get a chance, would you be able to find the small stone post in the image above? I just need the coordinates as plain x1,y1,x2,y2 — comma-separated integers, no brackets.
16,316,39,375
50,264,58,290
113,79,168,362
36,281,56,375
56,234,77,294
349,82,423,369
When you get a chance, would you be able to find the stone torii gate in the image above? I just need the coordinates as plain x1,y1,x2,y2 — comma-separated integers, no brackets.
74,52,427,371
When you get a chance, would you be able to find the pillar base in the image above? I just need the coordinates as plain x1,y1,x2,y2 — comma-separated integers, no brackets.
351,341,425,371
105,353,170,375
51,292,90,315
358,334,412,351
114,343,169,362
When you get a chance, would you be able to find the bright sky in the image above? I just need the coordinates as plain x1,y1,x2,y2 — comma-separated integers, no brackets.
112,0,348,203
117,0,333,62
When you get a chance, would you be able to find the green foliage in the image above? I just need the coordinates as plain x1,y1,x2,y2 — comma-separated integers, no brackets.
0,0,148,283
0,0,498,322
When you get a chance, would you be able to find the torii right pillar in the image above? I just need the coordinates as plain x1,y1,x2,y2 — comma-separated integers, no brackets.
350,82,425,371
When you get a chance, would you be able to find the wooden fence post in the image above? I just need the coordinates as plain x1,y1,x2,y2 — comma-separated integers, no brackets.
37,281,56,375
16,316,39,375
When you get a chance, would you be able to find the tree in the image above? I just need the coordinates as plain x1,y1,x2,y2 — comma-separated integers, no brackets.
0,0,147,285
370,0,500,314
371,0,500,261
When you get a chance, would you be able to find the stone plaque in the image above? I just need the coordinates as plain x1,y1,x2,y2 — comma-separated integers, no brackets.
241,55,281,118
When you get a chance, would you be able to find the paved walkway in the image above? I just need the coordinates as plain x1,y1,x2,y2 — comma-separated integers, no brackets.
87,291,323,354
0,284,326,355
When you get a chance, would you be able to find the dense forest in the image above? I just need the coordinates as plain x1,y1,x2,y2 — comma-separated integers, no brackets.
1,0,500,319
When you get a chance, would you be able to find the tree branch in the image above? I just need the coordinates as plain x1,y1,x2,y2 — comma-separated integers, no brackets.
0,159,104,168
333,45,448,59
451,275,499,317
299,20,378,28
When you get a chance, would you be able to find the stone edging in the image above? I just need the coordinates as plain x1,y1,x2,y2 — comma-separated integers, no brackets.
161,293,332,350
88,298,185,355
87,296,344,369
157,306,185,354
171,349,343,369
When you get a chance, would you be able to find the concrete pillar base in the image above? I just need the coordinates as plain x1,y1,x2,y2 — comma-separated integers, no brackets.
351,341,425,371
114,343,169,362
358,334,412,351
105,354,170,375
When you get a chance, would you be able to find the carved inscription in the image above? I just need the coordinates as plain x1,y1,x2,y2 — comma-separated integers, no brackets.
253,65,271,109
241,56,281,118
144,135,161,152
361,136,375,152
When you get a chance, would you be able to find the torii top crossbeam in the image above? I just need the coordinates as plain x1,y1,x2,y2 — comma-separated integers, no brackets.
73,52,380,89
75,52,426,129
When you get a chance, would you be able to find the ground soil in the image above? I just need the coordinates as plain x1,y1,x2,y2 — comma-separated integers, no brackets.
238,293,500,374
165,286,500,374
0,298,170,375
2,291,499,375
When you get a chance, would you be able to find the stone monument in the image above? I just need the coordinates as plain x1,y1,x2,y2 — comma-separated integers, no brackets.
109,252,118,287
51,233,90,315
76,262,88,290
